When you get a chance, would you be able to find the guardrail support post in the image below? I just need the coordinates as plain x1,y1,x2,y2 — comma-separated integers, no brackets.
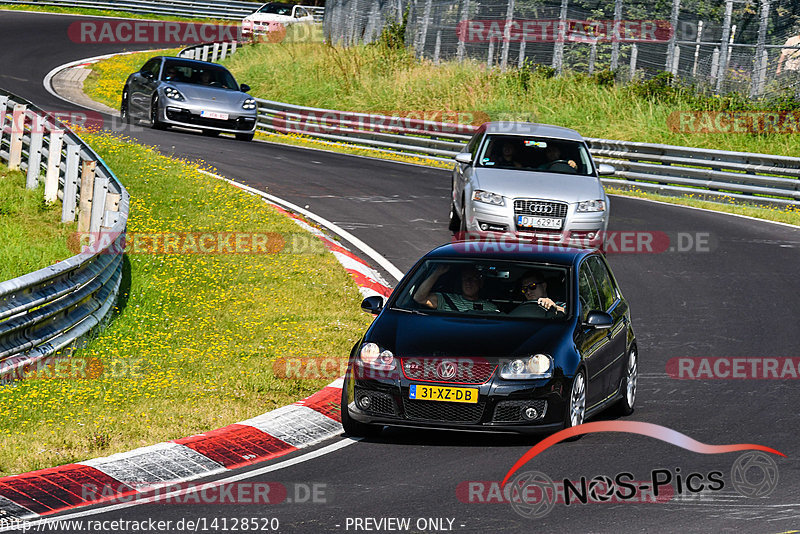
0,95,8,150
629,43,638,79
78,160,96,233
103,192,122,228
62,143,80,223
211,42,220,62
201,45,209,62
26,114,45,189
44,129,64,204
231,41,237,55
220,41,228,60
8,104,27,170
89,175,108,233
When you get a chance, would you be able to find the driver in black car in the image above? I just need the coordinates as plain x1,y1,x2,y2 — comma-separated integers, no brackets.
514,270,566,316
539,144,577,171
414,264,499,313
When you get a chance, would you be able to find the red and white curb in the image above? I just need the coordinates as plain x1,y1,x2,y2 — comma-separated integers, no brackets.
0,176,398,522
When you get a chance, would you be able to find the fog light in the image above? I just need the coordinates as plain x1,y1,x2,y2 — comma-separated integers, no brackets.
357,395,371,409
587,232,596,239
523,407,539,420
480,223,488,231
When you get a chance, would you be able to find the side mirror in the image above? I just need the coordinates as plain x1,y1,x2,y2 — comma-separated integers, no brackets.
240,83,251,93
584,310,613,329
361,295,384,315
597,163,616,176
455,152,473,165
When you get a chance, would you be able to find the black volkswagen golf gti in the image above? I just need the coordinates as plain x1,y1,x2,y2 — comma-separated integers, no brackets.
341,242,638,436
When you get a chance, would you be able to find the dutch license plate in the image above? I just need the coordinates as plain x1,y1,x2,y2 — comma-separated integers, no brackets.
517,215,563,229
200,110,229,120
409,384,478,404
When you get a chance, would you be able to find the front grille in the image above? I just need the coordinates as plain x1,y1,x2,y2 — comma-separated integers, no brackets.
355,388,396,416
492,400,548,422
401,358,496,384
514,200,568,218
165,109,255,131
403,399,486,423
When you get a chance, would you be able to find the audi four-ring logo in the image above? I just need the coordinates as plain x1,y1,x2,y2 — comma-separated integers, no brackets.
437,360,458,379
527,203,553,214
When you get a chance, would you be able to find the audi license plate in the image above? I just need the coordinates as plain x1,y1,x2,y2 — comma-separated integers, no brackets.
409,384,478,404
517,215,563,229
200,110,229,120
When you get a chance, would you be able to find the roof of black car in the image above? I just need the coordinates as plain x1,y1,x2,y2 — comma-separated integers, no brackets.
426,241,594,265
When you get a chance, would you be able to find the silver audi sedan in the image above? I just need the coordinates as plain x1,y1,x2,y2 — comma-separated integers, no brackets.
450,122,615,247
121,56,258,141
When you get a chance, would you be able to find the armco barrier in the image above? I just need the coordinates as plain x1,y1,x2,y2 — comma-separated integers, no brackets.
179,39,800,209
0,0,324,22
0,89,128,380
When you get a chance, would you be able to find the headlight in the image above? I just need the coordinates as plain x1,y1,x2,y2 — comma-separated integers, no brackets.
500,354,553,379
472,190,505,206
164,87,184,101
576,200,606,212
242,98,257,110
358,343,395,370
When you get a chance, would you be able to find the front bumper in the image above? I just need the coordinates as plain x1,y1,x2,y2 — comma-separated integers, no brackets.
161,104,257,134
346,372,571,434
466,199,608,248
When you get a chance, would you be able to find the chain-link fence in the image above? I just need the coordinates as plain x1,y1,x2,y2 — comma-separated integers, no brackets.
323,0,800,98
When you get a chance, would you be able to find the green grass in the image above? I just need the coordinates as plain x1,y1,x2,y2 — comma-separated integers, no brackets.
221,42,800,158
79,45,800,226
0,132,372,476
0,165,76,281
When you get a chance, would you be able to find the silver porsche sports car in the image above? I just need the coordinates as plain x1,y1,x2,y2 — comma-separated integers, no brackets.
121,56,258,141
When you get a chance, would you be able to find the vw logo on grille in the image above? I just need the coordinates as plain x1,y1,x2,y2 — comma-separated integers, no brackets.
436,360,458,380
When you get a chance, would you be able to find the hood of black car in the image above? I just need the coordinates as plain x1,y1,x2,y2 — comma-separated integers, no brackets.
367,309,569,360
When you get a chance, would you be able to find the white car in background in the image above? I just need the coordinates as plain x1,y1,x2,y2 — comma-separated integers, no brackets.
242,3,315,37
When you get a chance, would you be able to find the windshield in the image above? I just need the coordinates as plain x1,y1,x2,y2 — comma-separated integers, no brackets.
257,3,293,15
476,135,594,176
393,259,570,319
161,60,239,90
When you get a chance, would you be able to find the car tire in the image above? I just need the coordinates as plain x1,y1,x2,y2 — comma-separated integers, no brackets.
150,96,165,130
448,202,461,233
340,375,382,438
236,132,255,142
613,347,637,417
120,88,131,124
562,369,587,440
202,129,220,137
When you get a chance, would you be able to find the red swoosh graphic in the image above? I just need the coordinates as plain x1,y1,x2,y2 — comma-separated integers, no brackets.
501,421,785,487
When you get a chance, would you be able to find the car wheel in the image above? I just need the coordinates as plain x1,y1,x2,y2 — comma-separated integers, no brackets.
202,129,220,137
150,96,165,130
120,88,131,124
236,132,255,142
448,202,461,233
340,375,382,438
563,369,586,437
613,347,637,416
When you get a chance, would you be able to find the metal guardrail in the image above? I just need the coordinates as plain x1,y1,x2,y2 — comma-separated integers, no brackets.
0,89,129,381
183,40,798,208
0,0,325,22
